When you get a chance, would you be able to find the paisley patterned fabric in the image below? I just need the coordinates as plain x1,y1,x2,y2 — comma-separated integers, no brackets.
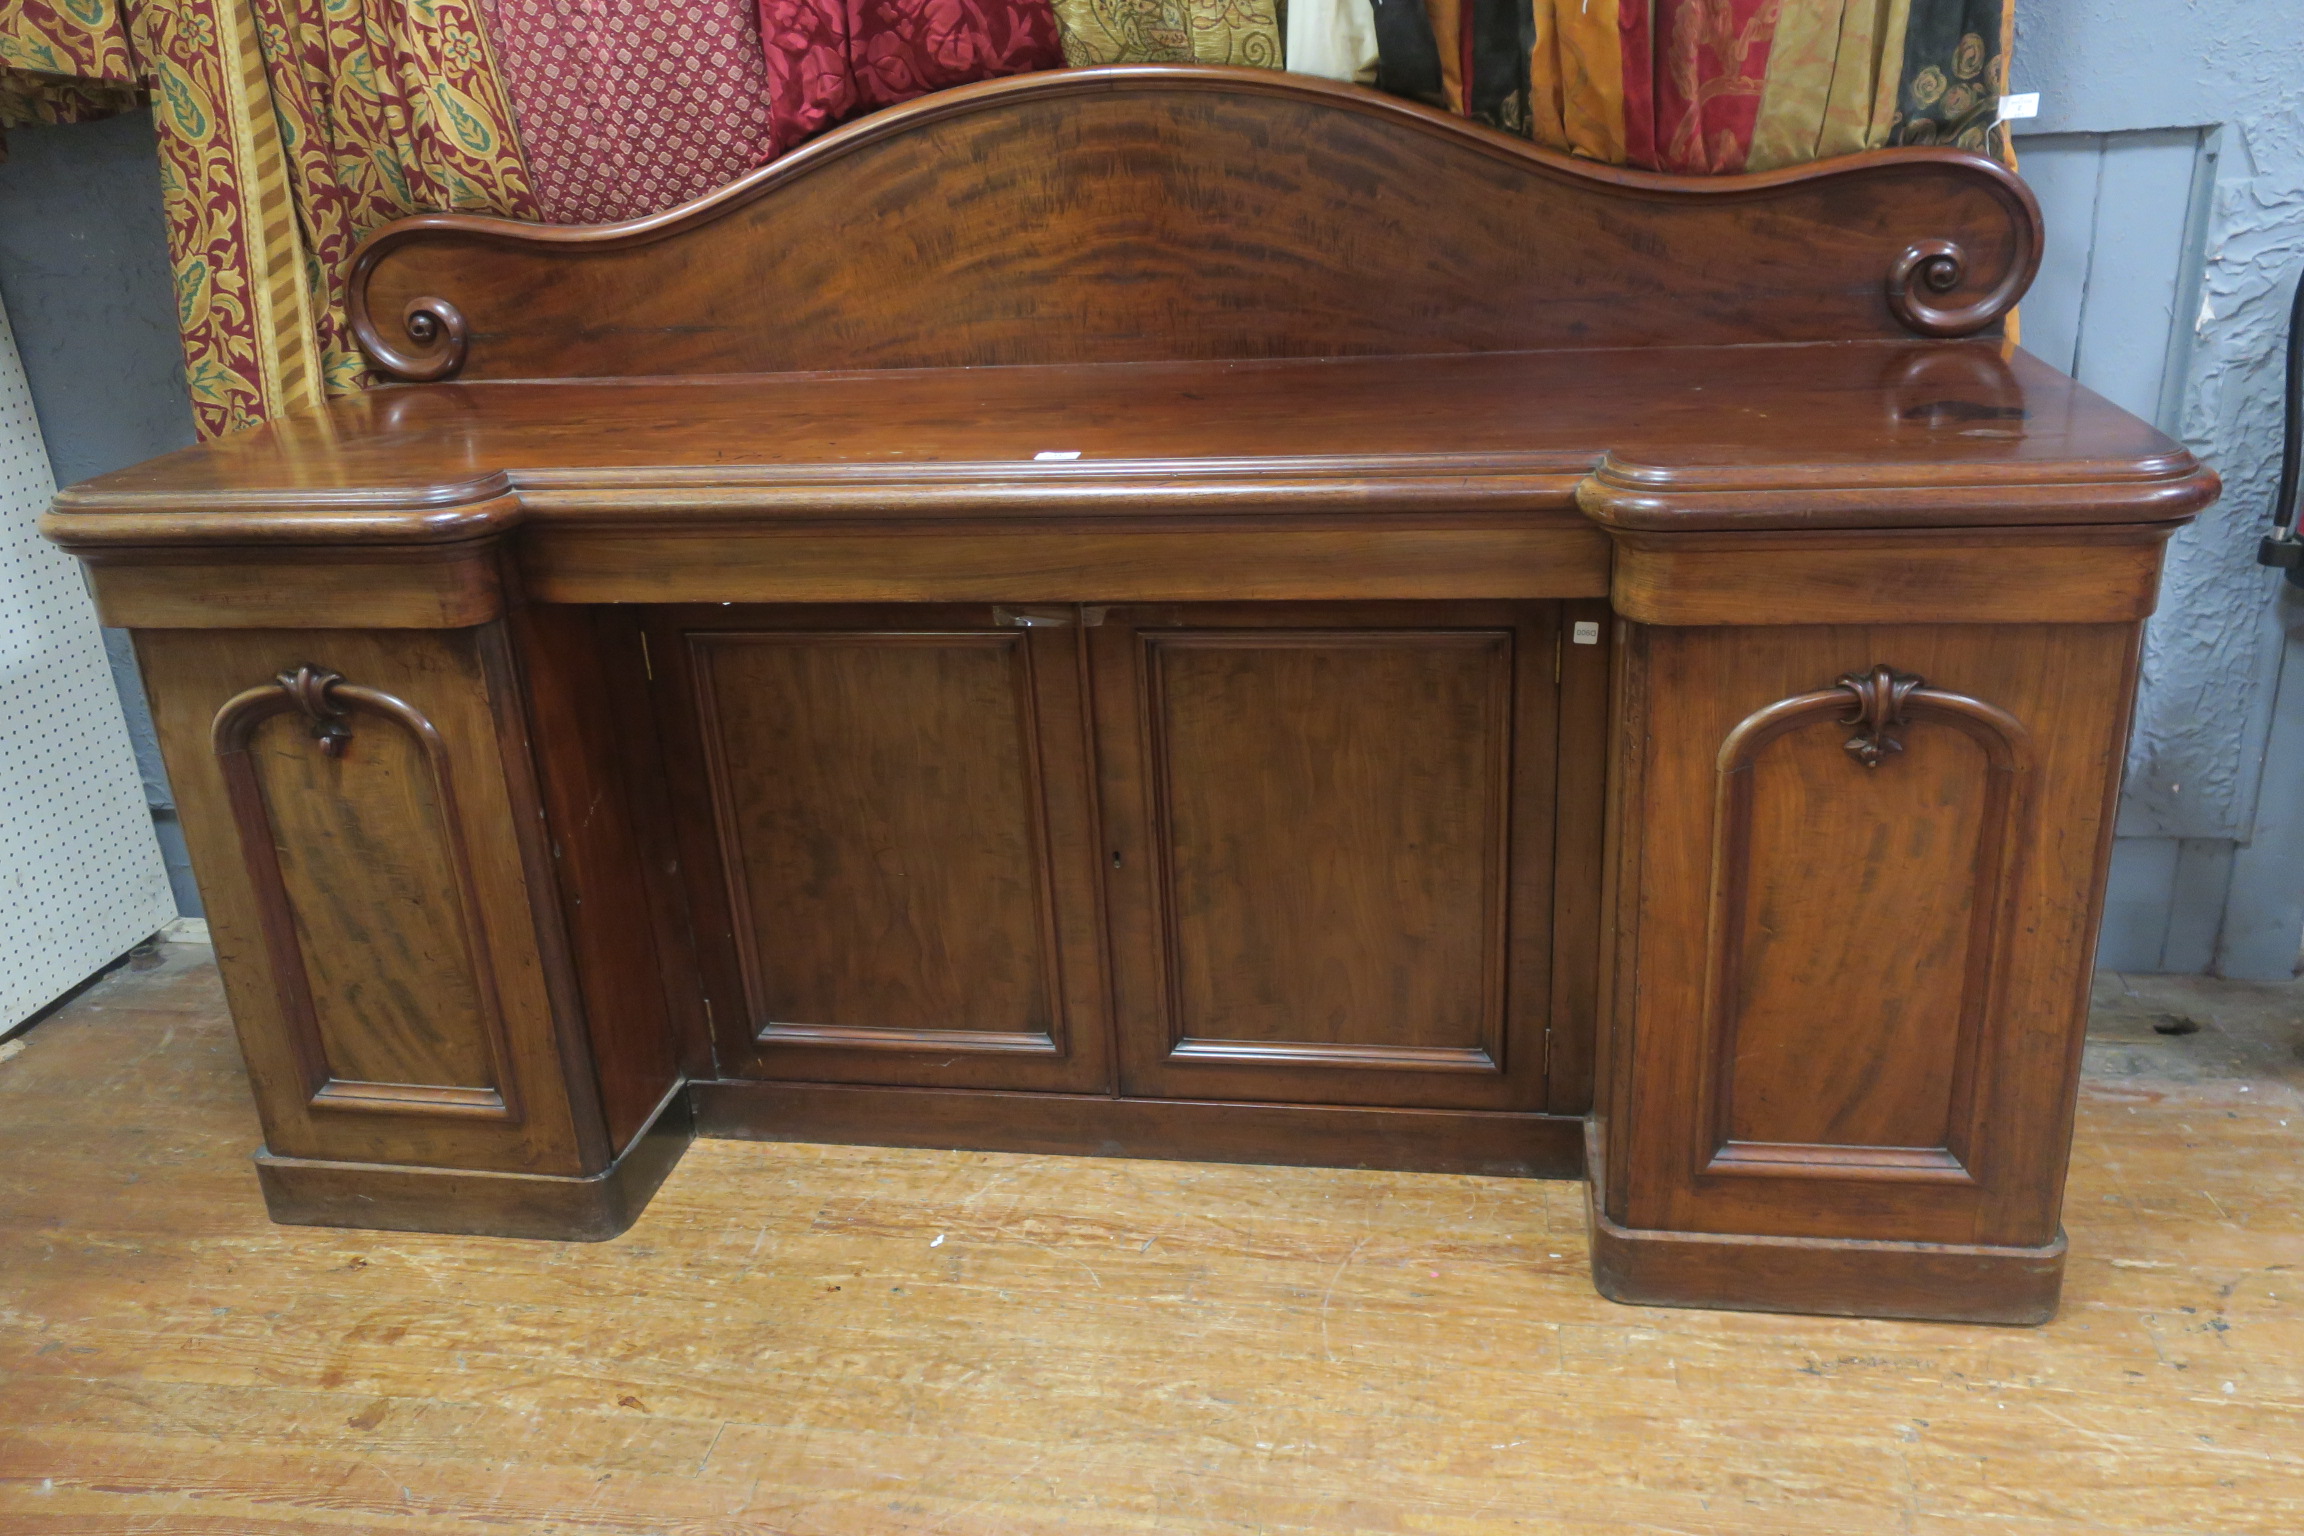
0,0,143,157
476,0,779,223
245,0,543,396
137,0,329,432
1051,0,1278,70
758,0,1063,155
3,0,532,432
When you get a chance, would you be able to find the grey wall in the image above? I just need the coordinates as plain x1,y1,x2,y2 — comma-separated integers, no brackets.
0,108,201,916
2013,0,2304,976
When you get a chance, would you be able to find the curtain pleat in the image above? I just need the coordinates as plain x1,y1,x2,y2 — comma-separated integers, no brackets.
5,0,534,434
133,0,332,433
248,0,542,393
1519,0,2001,172
1,0,143,155
1052,0,1281,67
755,0,1063,156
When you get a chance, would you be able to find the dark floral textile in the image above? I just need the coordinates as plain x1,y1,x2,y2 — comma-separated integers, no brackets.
1890,0,2005,153
758,0,1063,154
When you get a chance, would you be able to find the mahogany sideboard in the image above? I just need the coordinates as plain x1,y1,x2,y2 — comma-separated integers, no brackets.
44,68,2220,1325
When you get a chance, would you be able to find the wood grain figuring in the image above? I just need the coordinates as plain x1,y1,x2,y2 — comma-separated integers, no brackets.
1702,674,2032,1181
1148,630,1510,1066
692,630,1063,1051
1602,621,2143,1251
511,606,685,1154
1095,604,1559,1112
46,346,2210,540
135,628,600,1175
215,672,513,1120
652,606,1114,1095
520,524,1614,607
81,541,506,630
348,69,2038,383
1610,525,2173,626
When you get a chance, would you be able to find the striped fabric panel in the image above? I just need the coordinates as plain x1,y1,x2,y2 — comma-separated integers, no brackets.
1518,0,2002,173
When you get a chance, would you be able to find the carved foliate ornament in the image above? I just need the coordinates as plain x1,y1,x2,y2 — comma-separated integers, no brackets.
1836,664,1925,768
277,665,354,757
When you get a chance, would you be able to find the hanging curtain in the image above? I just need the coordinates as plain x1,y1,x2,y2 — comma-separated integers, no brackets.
1051,0,1280,69
1524,0,2010,173
241,0,542,397
474,0,778,223
1,0,143,157
755,0,1064,155
3,0,536,435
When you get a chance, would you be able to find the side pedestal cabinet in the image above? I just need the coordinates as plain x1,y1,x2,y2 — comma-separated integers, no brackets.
45,69,2220,1325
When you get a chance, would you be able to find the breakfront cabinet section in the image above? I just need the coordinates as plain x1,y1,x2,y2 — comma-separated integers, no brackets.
134,626,608,1179
650,601,1599,1114
1593,620,2142,1322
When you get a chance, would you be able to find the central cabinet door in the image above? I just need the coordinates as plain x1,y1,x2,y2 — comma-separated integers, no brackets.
650,605,1111,1092
1091,603,1559,1111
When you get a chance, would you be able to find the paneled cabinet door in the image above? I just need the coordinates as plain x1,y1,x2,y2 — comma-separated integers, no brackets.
1091,603,1562,1111
649,605,1112,1092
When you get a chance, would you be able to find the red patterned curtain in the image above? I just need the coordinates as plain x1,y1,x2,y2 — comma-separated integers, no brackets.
0,0,143,157
756,0,1062,156
474,0,778,222
2,0,536,435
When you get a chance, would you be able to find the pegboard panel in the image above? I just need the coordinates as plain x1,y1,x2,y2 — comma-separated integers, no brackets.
0,293,175,1031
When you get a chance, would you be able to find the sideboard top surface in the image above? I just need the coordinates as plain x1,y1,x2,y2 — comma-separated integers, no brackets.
45,70,2221,548
48,341,2214,545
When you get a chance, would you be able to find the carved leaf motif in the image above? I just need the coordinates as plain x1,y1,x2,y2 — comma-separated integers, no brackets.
1836,664,1926,768
277,664,354,756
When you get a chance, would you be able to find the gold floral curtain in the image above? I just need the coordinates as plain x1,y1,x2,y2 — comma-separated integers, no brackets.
1,0,143,147
1,0,535,437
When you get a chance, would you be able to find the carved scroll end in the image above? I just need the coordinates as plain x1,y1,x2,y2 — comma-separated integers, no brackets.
1837,664,1925,769
360,295,469,382
1887,238,2015,338
278,665,354,756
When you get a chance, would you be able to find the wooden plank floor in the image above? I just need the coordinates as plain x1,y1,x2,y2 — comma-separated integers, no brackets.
1,945,2299,1535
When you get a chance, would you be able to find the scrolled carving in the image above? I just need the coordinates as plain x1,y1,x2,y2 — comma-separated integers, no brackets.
354,294,469,382
210,668,517,1121
1700,668,2036,1185
1887,237,2027,338
275,664,354,756
1835,664,1926,768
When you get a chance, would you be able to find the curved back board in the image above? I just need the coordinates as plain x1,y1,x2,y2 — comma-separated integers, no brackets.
349,67,2041,384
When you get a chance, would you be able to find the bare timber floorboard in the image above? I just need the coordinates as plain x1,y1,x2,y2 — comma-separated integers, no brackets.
1,945,2301,1535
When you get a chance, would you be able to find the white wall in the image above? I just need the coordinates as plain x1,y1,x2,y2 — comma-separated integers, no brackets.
2012,0,2304,976
0,109,202,918
0,294,177,1030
